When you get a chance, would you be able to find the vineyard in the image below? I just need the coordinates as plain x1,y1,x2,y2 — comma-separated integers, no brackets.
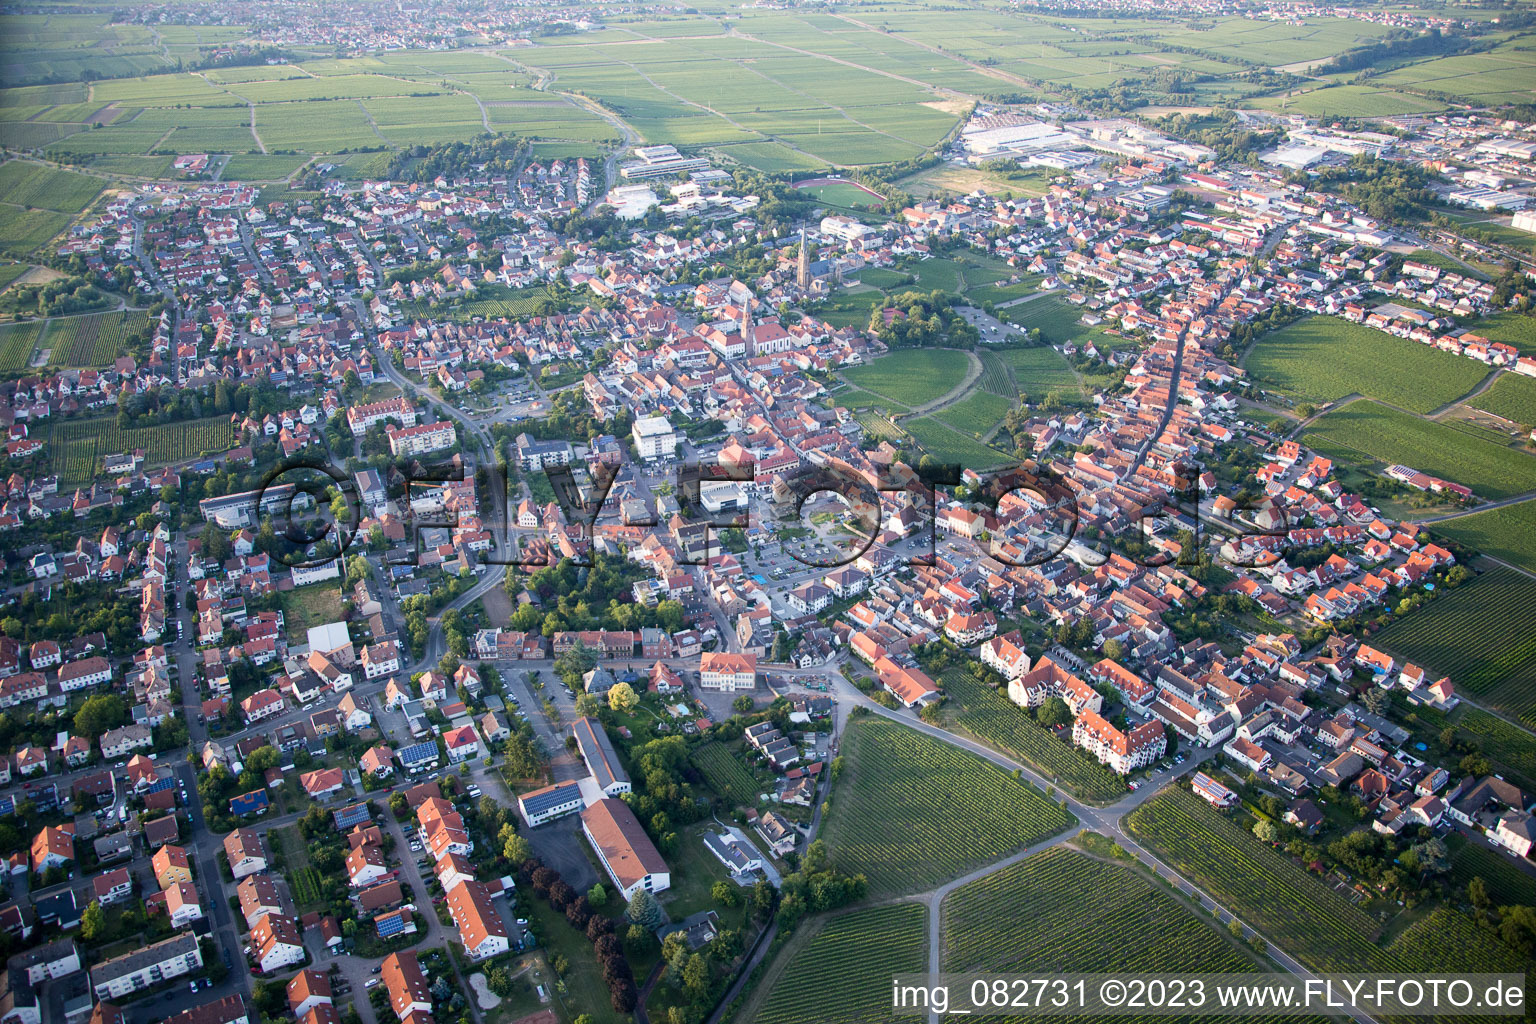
1449,839,1536,908
290,865,325,912
1386,907,1526,975
940,669,1126,803
818,716,1071,897
0,320,42,372
691,742,763,805
1451,708,1536,785
1124,786,1394,975
48,415,238,486
943,847,1269,1015
977,350,1014,397
1373,567,1536,724
750,903,926,1024
853,409,905,444
47,310,150,367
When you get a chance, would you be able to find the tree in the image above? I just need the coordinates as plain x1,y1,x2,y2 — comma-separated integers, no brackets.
1253,819,1280,844
711,881,739,906
74,694,127,740
731,695,754,714
627,888,664,929
575,693,602,718
608,681,638,713
1469,876,1491,916
588,883,607,905
1361,686,1389,716
80,900,107,941
1036,696,1072,730
681,953,710,998
1102,638,1124,662
501,829,531,866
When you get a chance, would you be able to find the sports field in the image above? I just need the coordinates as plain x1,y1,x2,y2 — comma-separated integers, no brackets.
820,716,1071,897
1246,317,1486,414
1303,401,1536,500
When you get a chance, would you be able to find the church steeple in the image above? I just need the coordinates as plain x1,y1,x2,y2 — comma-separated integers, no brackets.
796,223,810,290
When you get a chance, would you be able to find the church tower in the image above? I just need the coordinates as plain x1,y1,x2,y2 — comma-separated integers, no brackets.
740,298,753,357
796,223,810,290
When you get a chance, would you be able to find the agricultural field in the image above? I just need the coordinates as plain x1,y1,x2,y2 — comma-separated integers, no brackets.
47,415,238,486
1001,294,1106,348
819,716,1071,897
935,390,1011,439
1246,317,1487,414
1469,373,1536,428
976,350,1014,397
1374,567,1536,703
840,349,970,407
943,847,1261,981
1249,84,1444,117
0,263,28,293
0,208,71,258
0,160,106,213
1124,786,1394,974
1371,39,1536,105
939,669,1126,804
690,742,764,805
1000,346,1087,406
1304,401,1536,501
1450,836,1536,908
45,311,150,368
0,320,43,372
1452,708,1536,785
1431,498,1536,577
902,417,1012,470
1471,311,1536,354
748,903,926,1024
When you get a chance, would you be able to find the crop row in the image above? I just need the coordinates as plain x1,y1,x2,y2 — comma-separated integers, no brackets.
752,903,926,1024
49,415,238,485
819,716,1070,897
690,741,761,803
1373,567,1536,695
940,669,1125,803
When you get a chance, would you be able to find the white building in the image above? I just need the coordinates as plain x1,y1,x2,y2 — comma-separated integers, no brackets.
699,652,756,691
632,415,678,461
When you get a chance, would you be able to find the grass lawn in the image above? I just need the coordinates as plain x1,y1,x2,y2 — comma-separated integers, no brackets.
841,349,969,407
819,716,1071,897
1246,316,1486,413
279,583,348,643
1304,401,1536,500
525,893,627,1024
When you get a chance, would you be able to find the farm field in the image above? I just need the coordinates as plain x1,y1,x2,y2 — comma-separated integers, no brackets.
1303,401,1536,501
1125,786,1395,971
690,742,764,805
1000,294,1111,348
1450,835,1536,908
903,416,1012,470
44,310,150,368
1430,499,1536,577
939,669,1126,803
0,320,43,372
840,349,969,407
943,847,1264,985
0,160,106,213
819,716,1071,897
1249,83,1444,116
935,390,1011,438
1468,372,1536,428
0,207,71,258
1374,567,1536,700
1471,311,1536,354
1246,316,1486,413
1001,345,1087,406
747,903,926,1024
47,414,238,486
1452,707,1536,784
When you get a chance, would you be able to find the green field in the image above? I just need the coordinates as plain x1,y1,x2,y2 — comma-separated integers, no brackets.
1431,499,1536,577
1450,835,1536,908
1246,317,1487,414
944,847,1273,1011
795,180,884,209
48,415,238,486
939,669,1125,803
0,160,106,213
1374,568,1536,724
841,349,970,407
1472,311,1536,354
902,416,1012,470
1250,84,1444,117
1000,295,1099,346
819,716,1071,897
748,903,926,1024
1452,708,1536,786
1304,401,1536,501
690,741,763,805
935,390,1012,438
1000,345,1087,406
43,310,149,368
1469,372,1536,428
0,207,71,257
0,320,43,372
